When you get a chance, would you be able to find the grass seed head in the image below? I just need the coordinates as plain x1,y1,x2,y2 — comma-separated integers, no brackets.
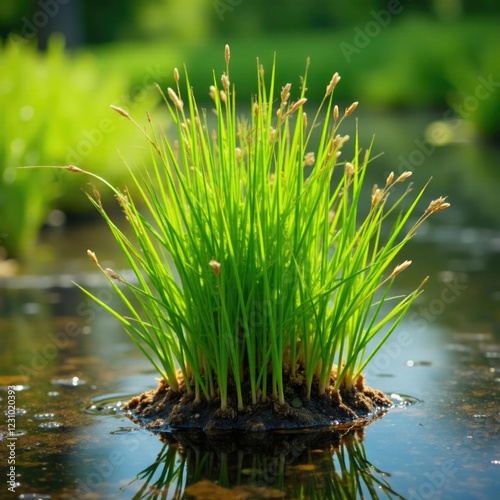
209,259,221,277
425,196,450,214
167,87,184,110
396,171,413,183
105,268,124,282
173,67,180,84
288,97,307,115
280,83,291,105
221,73,230,91
345,162,354,178
389,260,412,279
333,104,339,121
326,72,341,97
386,171,394,186
224,44,230,66
371,187,384,206
110,105,131,119
303,152,315,167
344,101,358,117
66,165,84,173
87,249,101,270
209,85,216,102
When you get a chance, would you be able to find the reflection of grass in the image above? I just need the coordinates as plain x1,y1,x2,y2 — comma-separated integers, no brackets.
73,47,448,414
126,429,403,499
0,36,156,259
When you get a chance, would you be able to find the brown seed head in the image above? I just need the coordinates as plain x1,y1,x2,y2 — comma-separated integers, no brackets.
425,196,450,214
326,72,341,97
386,171,394,186
66,165,84,173
389,260,412,279
345,162,354,178
219,90,227,104
221,73,230,91
269,127,276,142
280,83,291,105
110,105,131,119
167,87,183,110
344,101,358,117
371,187,384,206
333,105,339,121
87,250,100,267
303,152,315,167
209,85,216,102
209,259,221,277
288,98,307,115
173,67,180,84
105,268,123,282
395,171,412,183
302,112,307,129
225,44,230,66
90,184,102,207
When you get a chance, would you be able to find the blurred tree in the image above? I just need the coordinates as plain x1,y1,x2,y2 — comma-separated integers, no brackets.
37,0,84,49
81,0,139,44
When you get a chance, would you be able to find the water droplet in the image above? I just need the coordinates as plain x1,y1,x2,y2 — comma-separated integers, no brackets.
39,422,63,430
85,401,124,415
1,385,29,392
9,430,26,437
47,391,59,397
51,377,86,387
4,408,26,416
18,493,51,499
110,426,139,435
85,393,132,415
33,413,55,420
389,393,421,407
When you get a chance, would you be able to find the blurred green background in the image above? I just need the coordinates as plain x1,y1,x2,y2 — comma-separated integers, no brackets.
1,0,499,265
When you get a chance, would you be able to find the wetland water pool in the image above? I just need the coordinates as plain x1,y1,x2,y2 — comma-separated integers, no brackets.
1,111,499,499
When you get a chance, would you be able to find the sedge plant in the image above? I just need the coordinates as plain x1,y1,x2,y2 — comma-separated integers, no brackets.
68,46,449,414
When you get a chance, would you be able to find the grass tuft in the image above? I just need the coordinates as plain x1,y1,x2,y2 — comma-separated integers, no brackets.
75,47,449,412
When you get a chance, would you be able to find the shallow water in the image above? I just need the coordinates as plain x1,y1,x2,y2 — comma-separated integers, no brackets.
1,112,500,499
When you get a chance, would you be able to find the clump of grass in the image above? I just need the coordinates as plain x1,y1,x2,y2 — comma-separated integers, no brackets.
72,46,449,413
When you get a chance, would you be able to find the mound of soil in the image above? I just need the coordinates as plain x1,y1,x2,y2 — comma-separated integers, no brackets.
123,370,392,432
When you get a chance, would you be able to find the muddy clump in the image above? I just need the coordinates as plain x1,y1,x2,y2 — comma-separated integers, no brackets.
123,369,392,432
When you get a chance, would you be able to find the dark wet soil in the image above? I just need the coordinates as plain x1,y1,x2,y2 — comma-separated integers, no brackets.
123,371,392,432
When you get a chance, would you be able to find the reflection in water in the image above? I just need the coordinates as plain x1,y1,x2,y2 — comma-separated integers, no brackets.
125,429,404,499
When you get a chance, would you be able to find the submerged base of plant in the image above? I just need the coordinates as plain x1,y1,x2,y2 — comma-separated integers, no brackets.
123,371,392,432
